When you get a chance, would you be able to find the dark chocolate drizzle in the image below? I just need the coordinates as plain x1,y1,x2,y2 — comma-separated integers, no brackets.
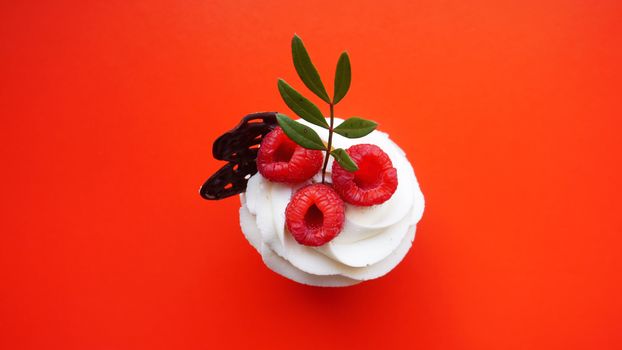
200,112,278,200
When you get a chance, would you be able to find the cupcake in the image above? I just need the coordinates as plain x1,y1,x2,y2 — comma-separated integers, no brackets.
201,35,425,287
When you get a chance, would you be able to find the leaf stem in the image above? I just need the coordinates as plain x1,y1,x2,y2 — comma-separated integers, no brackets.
321,103,334,183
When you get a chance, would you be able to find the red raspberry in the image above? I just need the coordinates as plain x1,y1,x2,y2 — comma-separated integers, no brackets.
257,127,323,183
285,184,345,246
331,144,398,206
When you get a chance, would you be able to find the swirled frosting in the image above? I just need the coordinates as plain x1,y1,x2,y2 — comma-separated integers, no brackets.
239,118,425,286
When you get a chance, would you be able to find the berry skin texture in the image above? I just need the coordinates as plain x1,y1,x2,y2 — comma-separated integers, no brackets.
285,184,345,246
257,127,323,183
331,144,398,206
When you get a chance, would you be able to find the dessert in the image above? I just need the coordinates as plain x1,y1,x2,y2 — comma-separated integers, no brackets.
201,35,425,287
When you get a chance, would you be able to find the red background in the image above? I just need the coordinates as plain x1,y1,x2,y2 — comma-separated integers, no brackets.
1,1,621,349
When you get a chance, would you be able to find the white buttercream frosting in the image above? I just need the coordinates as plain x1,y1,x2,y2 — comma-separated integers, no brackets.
239,118,425,287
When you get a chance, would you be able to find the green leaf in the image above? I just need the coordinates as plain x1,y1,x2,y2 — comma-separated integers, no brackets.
276,114,326,150
331,148,358,172
291,35,331,103
277,79,329,128
333,52,351,104
333,117,378,138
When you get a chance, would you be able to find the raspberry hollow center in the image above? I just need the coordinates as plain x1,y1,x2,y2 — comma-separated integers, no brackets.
353,156,382,190
273,141,296,163
304,204,324,229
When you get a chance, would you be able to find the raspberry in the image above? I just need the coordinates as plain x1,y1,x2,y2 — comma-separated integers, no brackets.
257,127,323,183
285,184,345,246
331,144,398,206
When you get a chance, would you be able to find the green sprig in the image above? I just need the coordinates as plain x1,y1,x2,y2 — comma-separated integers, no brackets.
277,35,379,181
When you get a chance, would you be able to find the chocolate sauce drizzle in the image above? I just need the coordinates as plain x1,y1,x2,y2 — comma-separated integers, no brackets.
199,112,278,200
